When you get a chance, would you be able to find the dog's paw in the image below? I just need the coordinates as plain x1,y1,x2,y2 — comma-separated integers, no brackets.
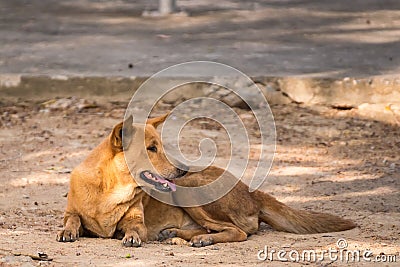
158,229,177,241
190,235,214,247
122,232,142,247
57,228,79,242
166,237,189,246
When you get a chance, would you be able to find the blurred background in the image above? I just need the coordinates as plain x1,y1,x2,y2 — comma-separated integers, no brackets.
1,0,400,77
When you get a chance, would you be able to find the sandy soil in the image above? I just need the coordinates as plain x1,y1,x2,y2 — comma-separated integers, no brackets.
0,99,399,266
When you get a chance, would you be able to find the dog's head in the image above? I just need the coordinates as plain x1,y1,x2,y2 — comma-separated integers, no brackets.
109,113,187,192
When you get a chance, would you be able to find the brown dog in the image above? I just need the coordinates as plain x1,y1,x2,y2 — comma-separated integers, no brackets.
57,114,186,247
58,114,356,247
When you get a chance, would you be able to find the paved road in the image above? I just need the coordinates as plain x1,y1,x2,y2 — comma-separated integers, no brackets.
1,0,400,77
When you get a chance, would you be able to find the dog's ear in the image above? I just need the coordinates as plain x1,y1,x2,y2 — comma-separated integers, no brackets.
110,115,135,153
147,112,170,129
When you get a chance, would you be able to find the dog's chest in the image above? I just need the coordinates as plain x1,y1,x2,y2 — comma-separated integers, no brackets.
85,204,131,238
106,184,136,206
89,185,138,237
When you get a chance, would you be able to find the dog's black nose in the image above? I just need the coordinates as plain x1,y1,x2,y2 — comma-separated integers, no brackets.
176,162,189,177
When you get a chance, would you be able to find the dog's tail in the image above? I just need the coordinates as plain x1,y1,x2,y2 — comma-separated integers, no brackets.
251,190,356,234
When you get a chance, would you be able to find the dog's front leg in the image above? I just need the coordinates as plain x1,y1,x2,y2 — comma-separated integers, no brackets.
116,202,147,247
57,212,83,242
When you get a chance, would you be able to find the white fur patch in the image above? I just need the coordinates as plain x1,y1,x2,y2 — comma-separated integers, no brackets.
106,184,135,207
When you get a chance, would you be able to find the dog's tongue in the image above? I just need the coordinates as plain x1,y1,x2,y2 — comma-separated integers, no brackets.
155,175,176,192
167,181,176,192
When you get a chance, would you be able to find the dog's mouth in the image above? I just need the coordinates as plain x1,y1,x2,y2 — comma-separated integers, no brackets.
139,171,176,192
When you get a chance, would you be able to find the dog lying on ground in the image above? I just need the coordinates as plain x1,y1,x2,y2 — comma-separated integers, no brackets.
57,113,356,247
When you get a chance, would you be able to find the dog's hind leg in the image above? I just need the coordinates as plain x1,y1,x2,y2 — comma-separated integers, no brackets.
158,228,208,241
190,226,247,247
181,206,249,246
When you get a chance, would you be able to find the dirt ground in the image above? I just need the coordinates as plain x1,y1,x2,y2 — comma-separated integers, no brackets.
0,98,399,266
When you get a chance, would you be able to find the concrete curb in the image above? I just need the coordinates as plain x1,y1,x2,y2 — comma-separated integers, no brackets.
1,75,399,106
0,75,145,102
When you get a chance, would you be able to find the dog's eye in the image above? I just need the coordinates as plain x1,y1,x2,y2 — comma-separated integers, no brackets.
147,146,157,153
